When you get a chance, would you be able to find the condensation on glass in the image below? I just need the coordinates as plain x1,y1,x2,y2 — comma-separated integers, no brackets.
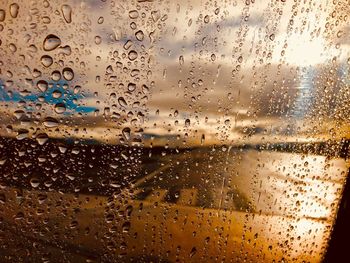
0,0,349,262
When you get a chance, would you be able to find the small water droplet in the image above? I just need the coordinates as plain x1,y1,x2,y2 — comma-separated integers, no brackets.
30,177,40,188
54,103,66,114
16,129,29,140
62,67,74,81
40,55,53,67
51,70,61,81
269,34,275,41
14,110,24,119
43,34,61,51
118,97,127,107
9,3,19,18
128,83,136,92
43,117,59,128
185,119,190,127
0,193,6,203
0,9,5,22
61,4,72,23
97,16,104,24
179,55,184,65
135,30,144,41
204,15,209,23
52,89,62,98
151,10,160,22
36,133,49,145
122,221,131,233
37,80,48,92
122,127,131,141
128,50,138,61
123,40,133,50
129,10,139,19
190,247,197,257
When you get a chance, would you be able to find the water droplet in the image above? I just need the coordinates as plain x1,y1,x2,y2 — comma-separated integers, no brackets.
135,30,144,41
9,43,17,53
16,129,29,140
211,54,216,61
122,221,131,233
62,67,74,81
0,193,6,203
51,70,61,81
179,55,184,65
9,3,19,18
37,80,48,92
118,97,127,107
185,119,190,127
36,133,49,145
204,15,209,23
43,34,61,51
94,35,102,45
61,4,72,23
40,55,53,67
151,10,160,22
14,110,24,119
122,127,131,141
123,40,133,50
190,247,197,257
58,145,67,153
30,178,40,188
0,9,5,22
129,10,139,19
128,50,138,61
269,34,275,41
52,89,62,98
128,83,136,92
43,117,59,128
97,16,104,24
54,103,66,114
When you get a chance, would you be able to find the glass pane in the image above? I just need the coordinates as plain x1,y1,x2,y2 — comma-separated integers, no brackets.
0,0,349,262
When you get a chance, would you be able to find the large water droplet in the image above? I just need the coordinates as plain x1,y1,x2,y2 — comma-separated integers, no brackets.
9,3,19,18
43,34,61,51
40,55,53,67
61,4,72,23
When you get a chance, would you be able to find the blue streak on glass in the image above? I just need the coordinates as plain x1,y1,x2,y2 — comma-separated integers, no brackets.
0,80,96,114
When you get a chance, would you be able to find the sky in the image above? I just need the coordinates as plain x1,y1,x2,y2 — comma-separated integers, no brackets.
0,0,349,144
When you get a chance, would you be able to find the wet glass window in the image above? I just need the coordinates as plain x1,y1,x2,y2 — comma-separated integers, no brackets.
0,0,349,262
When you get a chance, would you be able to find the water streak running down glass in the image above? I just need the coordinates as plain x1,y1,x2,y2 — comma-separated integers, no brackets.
0,0,349,262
